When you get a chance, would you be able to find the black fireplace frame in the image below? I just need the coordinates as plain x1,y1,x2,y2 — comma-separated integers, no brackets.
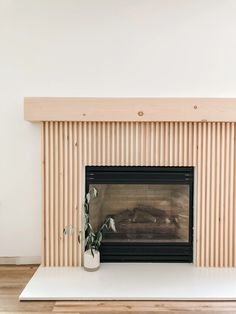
86,166,194,263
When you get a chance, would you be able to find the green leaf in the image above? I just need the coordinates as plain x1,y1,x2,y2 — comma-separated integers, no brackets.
109,218,117,232
86,192,91,204
94,231,103,250
63,225,74,235
84,203,89,213
92,187,98,198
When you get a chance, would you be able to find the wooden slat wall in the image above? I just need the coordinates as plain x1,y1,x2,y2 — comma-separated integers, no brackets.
42,122,236,267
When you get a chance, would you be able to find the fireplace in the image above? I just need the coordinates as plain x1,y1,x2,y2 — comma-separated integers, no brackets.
86,166,194,262
24,97,236,267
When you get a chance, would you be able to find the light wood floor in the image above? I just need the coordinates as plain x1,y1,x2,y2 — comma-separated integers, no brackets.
0,266,236,313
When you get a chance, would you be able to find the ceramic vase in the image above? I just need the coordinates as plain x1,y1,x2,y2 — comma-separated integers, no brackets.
84,249,100,271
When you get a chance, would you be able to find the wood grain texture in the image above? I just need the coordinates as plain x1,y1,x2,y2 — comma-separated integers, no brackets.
54,301,236,313
41,122,236,267
25,97,236,122
0,266,54,313
1,266,236,313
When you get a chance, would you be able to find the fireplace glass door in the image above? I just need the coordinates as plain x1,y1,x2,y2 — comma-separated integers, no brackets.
86,166,193,262
89,184,190,243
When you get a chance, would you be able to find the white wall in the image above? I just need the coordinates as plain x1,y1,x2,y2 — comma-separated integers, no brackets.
0,0,236,260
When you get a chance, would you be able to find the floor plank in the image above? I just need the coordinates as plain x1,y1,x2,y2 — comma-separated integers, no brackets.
1,265,236,313
0,265,54,313
53,301,236,313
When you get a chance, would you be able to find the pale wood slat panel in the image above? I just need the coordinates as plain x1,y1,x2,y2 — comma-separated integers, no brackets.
42,122,236,267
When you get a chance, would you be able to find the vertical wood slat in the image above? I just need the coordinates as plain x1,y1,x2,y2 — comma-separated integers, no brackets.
159,123,163,165
63,122,68,267
188,123,193,166
234,125,236,267
210,123,216,267
125,122,129,166
201,123,206,266
111,122,115,165
196,123,202,266
54,122,59,266
78,123,83,266
67,122,73,266
229,124,234,267
73,122,78,266
224,123,230,267
155,123,160,165
192,123,198,266
169,122,173,166
215,123,221,267
42,122,236,267
68,122,73,267
41,123,45,266
164,123,169,166
183,122,188,165
174,123,178,166
59,122,64,266
44,122,50,266
205,123,211,267
220,123,225,267
178,122,183,165
140,123,145,165
49,122,54,266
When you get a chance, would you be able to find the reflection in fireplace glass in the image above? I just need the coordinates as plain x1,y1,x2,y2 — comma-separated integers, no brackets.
89,184,189,243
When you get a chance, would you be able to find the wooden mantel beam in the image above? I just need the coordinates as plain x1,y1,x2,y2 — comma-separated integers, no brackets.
24,97,236,122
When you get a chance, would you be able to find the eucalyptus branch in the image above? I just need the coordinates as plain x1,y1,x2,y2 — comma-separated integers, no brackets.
82,186,117,256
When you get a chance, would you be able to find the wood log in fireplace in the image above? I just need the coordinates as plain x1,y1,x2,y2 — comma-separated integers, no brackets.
103,207,179,241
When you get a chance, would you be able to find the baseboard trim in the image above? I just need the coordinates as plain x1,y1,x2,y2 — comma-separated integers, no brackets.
0,256,41,265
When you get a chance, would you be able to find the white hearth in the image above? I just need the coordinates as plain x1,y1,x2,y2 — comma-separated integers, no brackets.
20,263,236,301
